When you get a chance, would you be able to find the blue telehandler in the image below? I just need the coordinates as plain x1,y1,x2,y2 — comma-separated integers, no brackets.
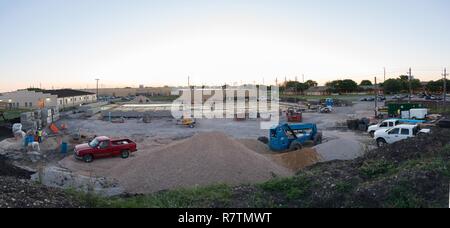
259,123,323,152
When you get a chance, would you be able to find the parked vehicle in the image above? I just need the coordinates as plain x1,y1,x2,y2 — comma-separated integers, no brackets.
387,103,424,117
286,108,302,123
74,136,138,163
367,119,402,137
367,118,426,137
259,123,322,152
408,108,428,120
374,125,430,147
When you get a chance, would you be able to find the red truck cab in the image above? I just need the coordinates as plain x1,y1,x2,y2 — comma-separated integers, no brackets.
74,136,137,163
287,109,303,123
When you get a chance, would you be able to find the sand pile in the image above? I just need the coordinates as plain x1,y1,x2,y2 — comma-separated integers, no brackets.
271,148,322,172
238,139,272,154
108,132,292,193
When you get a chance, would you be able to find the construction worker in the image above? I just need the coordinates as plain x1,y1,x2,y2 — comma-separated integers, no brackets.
37,128,43,143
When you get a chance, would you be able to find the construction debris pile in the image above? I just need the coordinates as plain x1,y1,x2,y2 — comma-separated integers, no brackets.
0,155,82,208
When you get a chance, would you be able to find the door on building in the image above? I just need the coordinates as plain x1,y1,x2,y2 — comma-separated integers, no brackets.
38,99,45,108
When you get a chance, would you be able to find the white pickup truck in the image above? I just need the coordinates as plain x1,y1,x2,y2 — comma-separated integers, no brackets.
374,124,430,147
367,119,402,137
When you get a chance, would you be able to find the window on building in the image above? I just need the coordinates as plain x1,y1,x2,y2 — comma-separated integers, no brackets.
29,102,32,107
25,102,28,107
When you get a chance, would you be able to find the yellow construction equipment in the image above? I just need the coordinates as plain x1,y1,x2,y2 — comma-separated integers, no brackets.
177,118,196,128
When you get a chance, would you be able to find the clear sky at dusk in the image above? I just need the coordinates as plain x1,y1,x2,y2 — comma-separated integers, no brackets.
1,0,449,92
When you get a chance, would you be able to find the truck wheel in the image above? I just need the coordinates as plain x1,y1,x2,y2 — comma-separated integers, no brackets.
313,132,323,145
258,137,269,144
376,138,387,148
289,142,303,151
83,154,93,163
121,150,130,159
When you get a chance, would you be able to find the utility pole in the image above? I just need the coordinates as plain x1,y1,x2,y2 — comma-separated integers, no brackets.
443,68,448,103
95,78,100,98
383,67,386,82
302,74,305,83
408,68,412,104
375,76,378,118
188,76,190,87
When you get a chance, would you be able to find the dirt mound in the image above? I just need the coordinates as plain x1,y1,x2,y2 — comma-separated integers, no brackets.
361,128,450,163
109,132,292,193
0,155,33,178
271,148,322,172
0,176,82,208
0,155,82,208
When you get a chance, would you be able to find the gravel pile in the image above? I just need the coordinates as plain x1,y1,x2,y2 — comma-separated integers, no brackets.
109,132,292,193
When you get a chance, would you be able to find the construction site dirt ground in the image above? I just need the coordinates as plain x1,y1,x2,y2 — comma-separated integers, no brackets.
60,101,376,158
0,101,378,194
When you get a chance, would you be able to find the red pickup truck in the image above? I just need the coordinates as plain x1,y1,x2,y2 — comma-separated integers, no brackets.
74,136,138,163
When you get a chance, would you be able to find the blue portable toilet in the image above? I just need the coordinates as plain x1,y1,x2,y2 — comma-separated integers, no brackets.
325,98,334,108
24,135,34,147
60,142,68,154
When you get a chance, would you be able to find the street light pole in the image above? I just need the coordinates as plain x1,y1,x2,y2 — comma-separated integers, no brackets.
95,79,100,100
443,68,448,103
408,68,412,104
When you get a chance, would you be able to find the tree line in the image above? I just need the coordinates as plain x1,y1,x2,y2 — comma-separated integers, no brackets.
281,76,449,95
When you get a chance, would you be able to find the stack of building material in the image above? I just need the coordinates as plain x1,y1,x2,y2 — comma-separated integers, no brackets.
41,108,53,126
33,110,42,129
52,108,60,122
20,112,37,131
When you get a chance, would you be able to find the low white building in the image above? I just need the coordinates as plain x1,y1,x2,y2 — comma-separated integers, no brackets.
0,89,97,110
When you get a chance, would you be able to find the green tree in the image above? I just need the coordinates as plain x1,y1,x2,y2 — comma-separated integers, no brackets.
383,79,402,94
360,80,373,86
426,80,450,93
340,79,358,93
326,79,358,93
284,81,309,94
305,80,318,88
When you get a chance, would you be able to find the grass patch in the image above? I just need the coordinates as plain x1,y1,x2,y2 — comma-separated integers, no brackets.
359,160,397,179
385,183,425,208
429,106,450,115
334,181,355,194
258,175,311,201
69,185,233,208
